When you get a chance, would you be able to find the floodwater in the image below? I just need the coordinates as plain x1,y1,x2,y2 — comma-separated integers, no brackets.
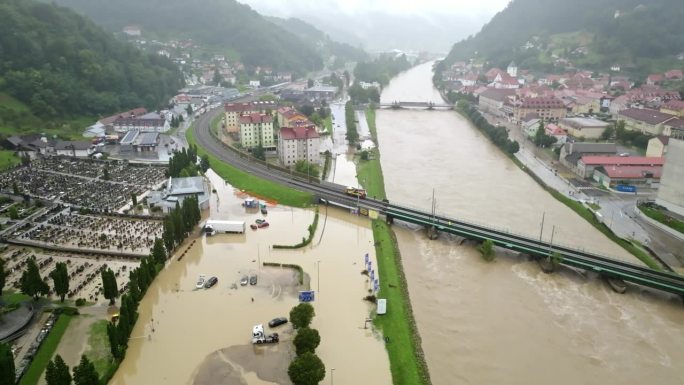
328,101,359,187
109,170,390,385
377,62,684,385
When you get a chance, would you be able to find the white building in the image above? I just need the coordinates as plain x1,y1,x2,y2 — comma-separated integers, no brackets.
278,125,321,167
507,61,518,78
239,113,275,149
656,133,684,216
54,141,93,157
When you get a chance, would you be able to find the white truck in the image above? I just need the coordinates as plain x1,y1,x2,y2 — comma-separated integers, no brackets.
251,324,279,344
204,220,246,235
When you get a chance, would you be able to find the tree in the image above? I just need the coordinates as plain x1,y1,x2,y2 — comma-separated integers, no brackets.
101,268,119,305
550,252,564,269
0,342,14,385
12,181,19,195
0,258,6,296
307,78,314,88
252,145,266,161
293,327,321,355
295,161,320,178
8,206,18,220
46,354,72,385
288,352,325,385
600,125,615,140
151,238,166,265
107,322,120,360
199,154,210,173
49,262,70,302
103,168,110,181
479,239,496,262
290,303,315,329
212,68,223,86
131,193,138,207
186,104,193,116
73,355,99,385
20,257,49,300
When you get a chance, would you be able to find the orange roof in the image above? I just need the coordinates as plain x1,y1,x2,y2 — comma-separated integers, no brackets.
581,156,664,166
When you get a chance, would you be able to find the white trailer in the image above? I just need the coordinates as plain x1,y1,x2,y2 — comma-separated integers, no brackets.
204,220,245,234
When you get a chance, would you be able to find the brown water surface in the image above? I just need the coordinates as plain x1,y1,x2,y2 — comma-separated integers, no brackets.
377,62,684,385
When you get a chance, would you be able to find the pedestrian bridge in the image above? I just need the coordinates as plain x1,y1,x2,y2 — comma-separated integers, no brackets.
378,101,453,109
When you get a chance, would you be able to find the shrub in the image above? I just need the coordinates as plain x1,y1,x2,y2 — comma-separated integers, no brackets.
290,303,315,329
75,298,86,307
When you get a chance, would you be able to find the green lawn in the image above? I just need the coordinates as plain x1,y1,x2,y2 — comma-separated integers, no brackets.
0,150,20,170
1,291,31,305
19,314,74,385
372,220,430,385
186,124,313,207
84,320,115,379
357,107,387,200
587,202,601,211
639,205,684,235
323,115,332,135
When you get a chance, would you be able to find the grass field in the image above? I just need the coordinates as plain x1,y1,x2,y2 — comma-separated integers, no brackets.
0,150,20,170
186,124,313,207
1,291,31,305
639,205,684,235
19,314,74,385
323,115,332,135
372,221,430,385
357,108,387,200
84,320,115,379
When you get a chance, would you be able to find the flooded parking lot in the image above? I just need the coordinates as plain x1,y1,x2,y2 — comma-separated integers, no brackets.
110,170,391,384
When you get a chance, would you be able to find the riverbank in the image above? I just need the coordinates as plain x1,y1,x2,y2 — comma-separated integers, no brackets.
358,106,431,385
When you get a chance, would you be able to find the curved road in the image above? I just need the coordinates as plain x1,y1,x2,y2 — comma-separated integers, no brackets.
192,107,387,211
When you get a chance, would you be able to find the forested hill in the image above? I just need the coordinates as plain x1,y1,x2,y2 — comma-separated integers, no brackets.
440,0,684,75
55,0,324,74
0,0,183,120
267,17,368,67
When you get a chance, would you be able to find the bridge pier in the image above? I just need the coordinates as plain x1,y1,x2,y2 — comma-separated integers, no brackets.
604,276,627,294
427,226,439,240
386,214,394,225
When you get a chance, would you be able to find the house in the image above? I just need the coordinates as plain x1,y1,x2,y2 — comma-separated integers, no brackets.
664,69,683,81
513,97,565,123
506,61,517,78
304,86,338,101
656,133,684,215
278,125,321,167
660,100,684,117
249,80,261,88
83,123,106,138
113,114,170,133
147,176,210,213
122,25,141,37
558,117,610,139
98,108,148,128
133,132,160,152
646,74,664,86
593,165,661,188
490,72,519,89
2,135,50,158
646,136,669,157
559,142,617,174
545,123,568,146
224,101,276,133
277,107,310,128
239,113,275,150
478,88,516,117
577,156,664,179
54,141,92,157
618,108,677,136
458,73,478,87
485,68,505,82
523,118,541,138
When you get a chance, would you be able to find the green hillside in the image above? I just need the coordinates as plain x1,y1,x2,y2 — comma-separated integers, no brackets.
0,0,183,136
267,17,368,68
55,0,325,74
438,0,684,76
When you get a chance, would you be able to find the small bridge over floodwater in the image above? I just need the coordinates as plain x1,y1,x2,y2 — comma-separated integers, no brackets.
378,101,454,110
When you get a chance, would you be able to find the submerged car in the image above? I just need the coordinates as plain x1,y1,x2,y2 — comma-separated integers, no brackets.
204,276,218,288
268,317,288,328
249,274,257,285
240,275,249,286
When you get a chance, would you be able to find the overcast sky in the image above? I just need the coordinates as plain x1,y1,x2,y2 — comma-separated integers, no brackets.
240,0,510,18
238,0,512,51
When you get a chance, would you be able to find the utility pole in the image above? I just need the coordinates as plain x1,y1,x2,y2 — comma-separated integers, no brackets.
548,225,556,256
539,211,546,242
317,260,321,293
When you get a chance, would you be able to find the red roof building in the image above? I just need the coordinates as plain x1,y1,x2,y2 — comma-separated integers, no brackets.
579,156,664,180
278,125,321,167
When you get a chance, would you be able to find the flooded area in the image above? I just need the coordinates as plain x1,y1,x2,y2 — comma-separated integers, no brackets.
327,101,359,187
377,62,684,385
110,170,390,385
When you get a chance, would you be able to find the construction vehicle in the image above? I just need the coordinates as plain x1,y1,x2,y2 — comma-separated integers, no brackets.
345,187,367,199
251,324,279,344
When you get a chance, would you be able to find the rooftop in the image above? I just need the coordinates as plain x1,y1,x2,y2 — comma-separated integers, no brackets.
168,176,205,195
560,117,610,128
520,97,564,109
239,113,273,124
619,108,676,125
225,101,276,113
305,85,338,93
55,140,91,151
479,88,516,102
134,132,160,146
595,165,662,179
280,125,319,140
580,156,664,166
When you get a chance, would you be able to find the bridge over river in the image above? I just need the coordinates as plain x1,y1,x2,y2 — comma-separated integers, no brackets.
378,101,453,109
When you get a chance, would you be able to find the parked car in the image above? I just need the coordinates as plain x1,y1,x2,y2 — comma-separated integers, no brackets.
240,275,249,286
619,152,630,157
257,221,269,228
249,274,257,285
204,276,218,288
250,224,258,230
261,207,268,215
268,317,288,328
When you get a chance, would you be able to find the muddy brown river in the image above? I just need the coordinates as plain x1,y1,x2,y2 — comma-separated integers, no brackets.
377,62,684,385
109,170,390,384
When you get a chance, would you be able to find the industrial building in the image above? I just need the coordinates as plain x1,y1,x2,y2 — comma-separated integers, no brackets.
147,176,210,213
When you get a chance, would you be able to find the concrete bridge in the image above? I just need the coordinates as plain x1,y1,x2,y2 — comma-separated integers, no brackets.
378,101,454,110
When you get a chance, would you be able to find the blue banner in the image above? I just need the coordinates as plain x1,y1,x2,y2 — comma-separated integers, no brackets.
298,291,315,302
365,253,369,264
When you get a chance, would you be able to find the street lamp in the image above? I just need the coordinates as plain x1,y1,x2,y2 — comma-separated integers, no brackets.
317,260,321,293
